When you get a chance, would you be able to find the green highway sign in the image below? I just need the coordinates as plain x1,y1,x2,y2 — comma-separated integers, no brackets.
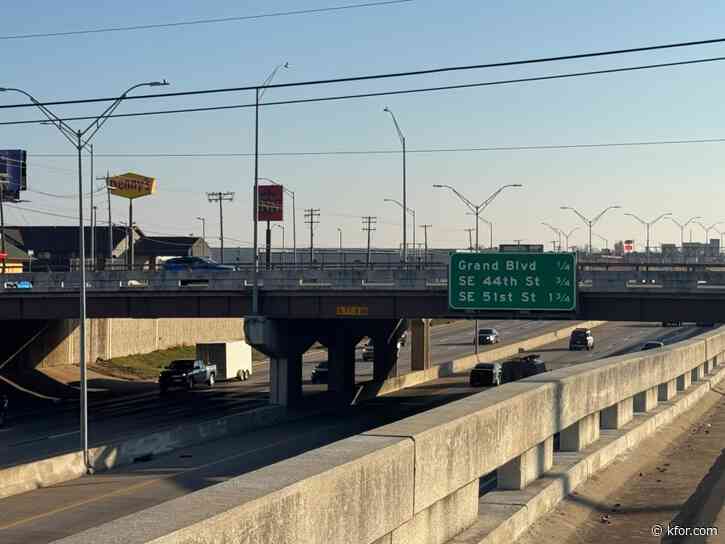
449,252,577,311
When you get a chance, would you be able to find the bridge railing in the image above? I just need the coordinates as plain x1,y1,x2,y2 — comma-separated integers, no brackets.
4,267,725,292
56,327,725,544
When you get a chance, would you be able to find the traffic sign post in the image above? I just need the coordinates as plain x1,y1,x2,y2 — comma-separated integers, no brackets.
449,252,576,311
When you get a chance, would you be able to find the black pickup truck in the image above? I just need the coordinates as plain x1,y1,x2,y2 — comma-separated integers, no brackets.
159,359,217,393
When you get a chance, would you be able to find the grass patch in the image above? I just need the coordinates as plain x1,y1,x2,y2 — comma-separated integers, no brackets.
94,344,267,381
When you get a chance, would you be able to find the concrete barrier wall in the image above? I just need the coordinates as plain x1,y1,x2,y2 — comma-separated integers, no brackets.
55,326,725,544
356,320,605,401
0,404,291,500
31,317,244,368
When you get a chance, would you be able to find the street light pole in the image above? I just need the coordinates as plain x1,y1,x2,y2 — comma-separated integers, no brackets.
196,216,206,247
434,183,522,252
670,216,702,247
560,205,621,255
383,198,415,259
561,227,580,251
693,221,725,244
541,222,562,251
337,227,342,262
624,212,672,259
0,80,169,474
383,107,407,263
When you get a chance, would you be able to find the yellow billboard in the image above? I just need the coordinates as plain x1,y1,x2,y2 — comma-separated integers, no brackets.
108,172,156,199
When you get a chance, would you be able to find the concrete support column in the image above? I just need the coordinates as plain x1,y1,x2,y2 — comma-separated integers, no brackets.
269,354,302,407
600,398,633,429
634,386,658,413
410,318,431,371
560,412,600,452
498,436,553,490
658,379,678,402
677,371,692,391
704,359,711,375
328,326,357,400
372,334,398,381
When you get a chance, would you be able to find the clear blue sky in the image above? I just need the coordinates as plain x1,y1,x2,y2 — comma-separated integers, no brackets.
2,0,725,251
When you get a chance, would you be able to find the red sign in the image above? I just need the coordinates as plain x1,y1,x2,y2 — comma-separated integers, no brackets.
0,252,7,261
257,185,284,221
623,240,634,253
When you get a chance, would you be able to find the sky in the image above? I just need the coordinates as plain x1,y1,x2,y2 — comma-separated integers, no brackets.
2,0,725,252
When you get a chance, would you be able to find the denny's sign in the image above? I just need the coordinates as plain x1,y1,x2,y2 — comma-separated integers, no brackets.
108,172,156,199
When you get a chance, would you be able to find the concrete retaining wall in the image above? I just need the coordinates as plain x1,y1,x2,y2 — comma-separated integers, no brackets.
55,326,725,544
28,317,244,368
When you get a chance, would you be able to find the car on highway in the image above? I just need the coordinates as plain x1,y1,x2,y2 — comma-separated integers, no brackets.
477,328,500,345
162,256,235,272
159,359,217,393
569,328,595,351
662,320,683,327
469,362,502,386
641,341,665,351
310,361,328,384
470,354,546,387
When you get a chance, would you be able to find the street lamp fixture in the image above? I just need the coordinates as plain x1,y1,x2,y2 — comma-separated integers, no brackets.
693,221,725,244
0,79,169,474
541,222,562,251
560,205,621,255
624,212,671,258
434,183,522,252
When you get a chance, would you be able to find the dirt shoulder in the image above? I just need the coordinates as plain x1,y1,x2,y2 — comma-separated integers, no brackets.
516,381,725,544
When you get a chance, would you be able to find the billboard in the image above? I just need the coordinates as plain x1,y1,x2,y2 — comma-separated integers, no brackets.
257,185,284,221
0,150,28,200
623,240,635,253
108,172,156,199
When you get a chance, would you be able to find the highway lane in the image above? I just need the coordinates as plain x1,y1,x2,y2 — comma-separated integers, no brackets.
0,319,563,467
0,321,707,543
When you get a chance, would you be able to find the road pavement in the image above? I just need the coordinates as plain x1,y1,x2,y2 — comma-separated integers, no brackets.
0,319,562,467
0,321,708,543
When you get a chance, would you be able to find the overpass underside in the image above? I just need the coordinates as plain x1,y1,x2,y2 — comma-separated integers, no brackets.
1,290,724,323
245,317,431,406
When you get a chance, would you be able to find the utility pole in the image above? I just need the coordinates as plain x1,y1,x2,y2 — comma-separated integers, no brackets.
465,228,475,251
420,224,432,266
362,216,377,268
97,172,113,267
88,144,94,271
207,192,234,264
304,208,320,264
337,227,343,264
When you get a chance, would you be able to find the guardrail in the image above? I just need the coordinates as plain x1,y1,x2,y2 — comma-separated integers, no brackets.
56,326,725,544
5,268,725,293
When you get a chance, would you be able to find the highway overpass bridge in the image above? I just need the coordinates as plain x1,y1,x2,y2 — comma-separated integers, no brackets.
2,264,723,406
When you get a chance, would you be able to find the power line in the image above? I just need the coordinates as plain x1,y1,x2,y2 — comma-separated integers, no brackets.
4,55,725,127
0,1,413,41
3,36,725,108
27,136,725,161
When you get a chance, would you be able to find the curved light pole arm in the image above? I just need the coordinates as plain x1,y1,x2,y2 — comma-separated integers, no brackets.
384,108,405,145
81,80,169,143
433,184,477,213
259,62,289,99
478,183,522,210
0,87,78,145
651,212,672,226
624,212,646,226
560,206,591,227
592,205,621,226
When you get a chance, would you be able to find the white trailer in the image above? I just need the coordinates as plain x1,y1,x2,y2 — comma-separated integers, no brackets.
196,340,252,381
